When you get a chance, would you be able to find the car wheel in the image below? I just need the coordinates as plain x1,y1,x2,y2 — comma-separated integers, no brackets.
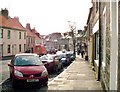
12,79,18,89
12,80,17,88
10,74,12,80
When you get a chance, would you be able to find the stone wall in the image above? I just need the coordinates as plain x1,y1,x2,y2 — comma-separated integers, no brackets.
100,2,110,90
105,2,110,90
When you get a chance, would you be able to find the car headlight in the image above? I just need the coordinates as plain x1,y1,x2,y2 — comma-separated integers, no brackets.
41,68,48,76
14,70,23,77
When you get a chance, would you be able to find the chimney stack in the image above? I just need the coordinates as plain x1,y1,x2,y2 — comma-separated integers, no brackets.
1,8,9,18
26,23,31,31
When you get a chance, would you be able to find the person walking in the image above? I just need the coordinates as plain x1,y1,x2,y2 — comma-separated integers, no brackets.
81,47,85,58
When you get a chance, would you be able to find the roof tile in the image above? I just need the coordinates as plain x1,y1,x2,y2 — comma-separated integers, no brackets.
0,15,26,31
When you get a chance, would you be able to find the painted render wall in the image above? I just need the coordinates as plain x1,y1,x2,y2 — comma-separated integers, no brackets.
2,28,26,56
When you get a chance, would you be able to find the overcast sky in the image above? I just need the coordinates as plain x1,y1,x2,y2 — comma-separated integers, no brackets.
0,0,92,35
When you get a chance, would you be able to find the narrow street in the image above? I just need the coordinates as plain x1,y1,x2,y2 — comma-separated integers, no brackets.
1,55,102,91
1,0,120,91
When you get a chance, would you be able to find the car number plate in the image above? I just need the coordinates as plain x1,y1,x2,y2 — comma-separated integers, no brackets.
27,79,39,82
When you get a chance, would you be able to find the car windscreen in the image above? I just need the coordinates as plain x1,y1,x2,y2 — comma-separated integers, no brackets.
14,55,43,66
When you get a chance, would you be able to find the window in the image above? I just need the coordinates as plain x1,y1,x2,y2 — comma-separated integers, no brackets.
1,44,3,56
19,32,21,39
95,32,99,60
28,38,30,44
8,30,10,39
0,45,2,60
0,29,3,38
8,45,11,53
19,44,21,52
24,44,26,51
24,32,26,39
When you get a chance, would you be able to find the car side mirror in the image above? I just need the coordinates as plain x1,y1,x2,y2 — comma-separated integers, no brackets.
8,63,13,67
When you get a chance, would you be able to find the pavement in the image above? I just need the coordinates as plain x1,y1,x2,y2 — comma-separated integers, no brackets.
46,55,102,90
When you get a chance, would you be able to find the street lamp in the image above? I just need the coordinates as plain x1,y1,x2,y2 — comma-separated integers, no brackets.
68,21,76,58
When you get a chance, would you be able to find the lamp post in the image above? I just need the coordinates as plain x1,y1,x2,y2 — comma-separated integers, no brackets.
68,21,76,58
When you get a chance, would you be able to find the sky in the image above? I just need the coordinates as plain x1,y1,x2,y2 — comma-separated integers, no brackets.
0,0,92,35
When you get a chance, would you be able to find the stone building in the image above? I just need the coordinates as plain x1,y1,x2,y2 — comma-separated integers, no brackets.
25,23,43,52
86,1,120,90
25,23,35,52
0,9,26,58
86,7,93,64
99,1,110,90
44,32,62,52
87,0,100,80
99,1,120,90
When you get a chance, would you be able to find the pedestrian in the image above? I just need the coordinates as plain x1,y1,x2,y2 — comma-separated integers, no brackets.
81,47,85,58
77,47,80,55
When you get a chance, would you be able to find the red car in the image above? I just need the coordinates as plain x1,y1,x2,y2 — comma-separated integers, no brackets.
8,53,48,88
40,54,63,73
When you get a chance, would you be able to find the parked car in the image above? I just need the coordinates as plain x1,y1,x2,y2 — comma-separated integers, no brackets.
40,54,63,73
57,52,71,66
67,51,75,61
8,53,48,88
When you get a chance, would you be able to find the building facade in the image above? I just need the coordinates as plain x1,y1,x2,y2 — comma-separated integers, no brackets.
89,0,100,80
25,23,35,52
0,26,3,60
99,1,110,90
86,1,120,90
0,9,26,57
86,7,93,65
